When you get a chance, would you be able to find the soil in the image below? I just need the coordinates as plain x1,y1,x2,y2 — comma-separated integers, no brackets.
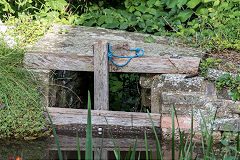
206,49,240,74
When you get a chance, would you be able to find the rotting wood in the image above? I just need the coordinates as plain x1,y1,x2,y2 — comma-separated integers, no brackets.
93,40,109,110
48,135,157,151
25,52,200,74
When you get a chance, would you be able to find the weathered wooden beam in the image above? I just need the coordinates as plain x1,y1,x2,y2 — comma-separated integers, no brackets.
93,40,109,110
47,107,160,127
47,107,161,139
48,135,157,151
24,53,200,74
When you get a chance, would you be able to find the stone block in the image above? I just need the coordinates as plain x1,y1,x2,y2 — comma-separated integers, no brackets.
162,104,201,115
204,100,240,118
161,115,197,130
214,118,240,131
206,68,237,81
216,88,232,100
161,92,206,106
153,74,204,92
139,74,155,89
141,88,151,107
205,81,216,97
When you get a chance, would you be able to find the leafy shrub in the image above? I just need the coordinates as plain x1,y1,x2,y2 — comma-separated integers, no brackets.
177,0,240,50
109,73,140,112
215,74,240,101
75,0,240,50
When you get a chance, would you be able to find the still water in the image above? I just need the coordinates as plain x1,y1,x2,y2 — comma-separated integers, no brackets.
0,137,161,160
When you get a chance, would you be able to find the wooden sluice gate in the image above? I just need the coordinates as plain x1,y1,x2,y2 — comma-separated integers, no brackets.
24,24,202,152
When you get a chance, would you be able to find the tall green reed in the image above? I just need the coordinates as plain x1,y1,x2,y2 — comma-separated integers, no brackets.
46,110,63,160
85,91,93,159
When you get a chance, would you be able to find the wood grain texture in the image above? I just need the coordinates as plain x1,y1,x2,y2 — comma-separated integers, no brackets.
25,52,200,74
93,40,109,110
24,52,93,71
48,135,157,151
47,107,161,127
28,23,204,58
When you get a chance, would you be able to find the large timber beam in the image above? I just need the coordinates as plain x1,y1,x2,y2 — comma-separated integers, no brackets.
24,52,200,74
47,107,161,137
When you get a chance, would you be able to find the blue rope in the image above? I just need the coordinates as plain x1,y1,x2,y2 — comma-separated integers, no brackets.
108,43,144,67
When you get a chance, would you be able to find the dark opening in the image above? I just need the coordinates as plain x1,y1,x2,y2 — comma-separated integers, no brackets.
51,70,147,112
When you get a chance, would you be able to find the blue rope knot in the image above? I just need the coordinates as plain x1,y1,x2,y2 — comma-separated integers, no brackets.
108,43,144,67
108,48,113,58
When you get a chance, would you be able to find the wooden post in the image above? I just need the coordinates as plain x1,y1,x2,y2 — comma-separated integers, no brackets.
151,77,162,113
93,40,109,110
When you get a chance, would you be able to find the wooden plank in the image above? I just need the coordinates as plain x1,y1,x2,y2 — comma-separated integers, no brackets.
93,40,109,110
24,53,200,74
48,135,157,151
29,23,203,58
110,57,200,74
24,53,94,71
47,107,160,127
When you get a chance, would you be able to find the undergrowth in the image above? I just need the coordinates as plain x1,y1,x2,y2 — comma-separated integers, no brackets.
1,0,239,51
0,40,50,139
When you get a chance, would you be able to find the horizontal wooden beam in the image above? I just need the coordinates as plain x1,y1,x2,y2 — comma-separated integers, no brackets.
48,135,157,151
47,107,160,127
25,52,200,74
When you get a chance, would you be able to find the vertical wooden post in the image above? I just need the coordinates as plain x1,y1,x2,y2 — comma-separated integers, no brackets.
151,77,162,114
94,40,109,110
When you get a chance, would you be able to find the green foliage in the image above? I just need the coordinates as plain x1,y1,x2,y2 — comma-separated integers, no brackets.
109,73,140,112
200,58,223,77
144,35,156,43
6,15,51,47
216,74,240,101
0,0,43,19
47,108,63,160
85,91,93,160
0,40,49,139
1,0,239,51
75,0,196,34
176,0,240,50
74,0,239,51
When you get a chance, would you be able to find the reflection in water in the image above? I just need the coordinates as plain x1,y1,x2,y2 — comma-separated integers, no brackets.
0,138,159,160
0,140,49,160
49,150,156,160
0,138,207,160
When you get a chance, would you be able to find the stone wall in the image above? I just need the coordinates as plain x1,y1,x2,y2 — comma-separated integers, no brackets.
140,69,240,140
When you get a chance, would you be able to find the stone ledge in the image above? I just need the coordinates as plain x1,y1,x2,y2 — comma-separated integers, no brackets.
206,68,237,81
161,92,207,106
140,74,205,93
214,118,240,131
139,74,155,89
